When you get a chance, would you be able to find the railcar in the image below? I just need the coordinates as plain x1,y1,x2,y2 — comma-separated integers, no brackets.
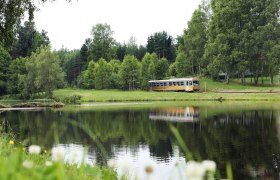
148,78,199,92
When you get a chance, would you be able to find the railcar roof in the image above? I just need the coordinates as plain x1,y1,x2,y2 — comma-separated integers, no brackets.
148,78,199,83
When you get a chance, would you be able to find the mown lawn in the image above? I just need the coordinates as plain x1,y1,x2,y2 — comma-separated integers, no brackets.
199,77,280,92
53,89,280,102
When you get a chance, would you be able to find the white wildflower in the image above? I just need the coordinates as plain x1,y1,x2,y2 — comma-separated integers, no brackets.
22,160,34,169
118,159,130,177
67,150,80,165
28,145,41,155
51,146,65,162
202,160,216,172
145,165,154,174
45,161,53,166
108,159,117,168
185,161,206,180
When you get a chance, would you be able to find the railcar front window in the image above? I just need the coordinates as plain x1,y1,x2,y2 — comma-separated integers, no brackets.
193,80,199,85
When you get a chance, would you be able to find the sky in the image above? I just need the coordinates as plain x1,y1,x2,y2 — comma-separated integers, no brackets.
34,0,201,50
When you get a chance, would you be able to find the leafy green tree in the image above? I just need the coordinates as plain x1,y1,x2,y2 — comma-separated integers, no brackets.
93,58,112,89
109,59,121,89
268,44,280,85
180,8,208,75
58,50,80,86
7,57,27,96
141,53,152,89
77,60,95,89
205,0,280,85
140,53,158,89
119,55,141,90
147,31,176,62
155,58,169,80
168,62,177,77
23,46,65,98
0,46,12,95
88,23,116,61
148,61,156,80
126,36,138,56
175,52,191,77
0,0,70,49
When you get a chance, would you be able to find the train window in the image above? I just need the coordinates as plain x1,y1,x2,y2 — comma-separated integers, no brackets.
169,82,172,86
189,81,193,85
186,81,188,86
164,82,167,86
193,80,199,85
180,82,184,85
173,82,176,86
177,82,180,86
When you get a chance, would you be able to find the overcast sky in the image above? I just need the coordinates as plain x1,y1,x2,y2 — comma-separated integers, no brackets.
34,0,201,50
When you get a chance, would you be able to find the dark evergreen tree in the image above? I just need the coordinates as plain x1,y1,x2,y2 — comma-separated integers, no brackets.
147,31,176,62
10,21,50,58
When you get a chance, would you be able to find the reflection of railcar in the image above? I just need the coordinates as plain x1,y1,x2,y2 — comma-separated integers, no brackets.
149,107,199,122
148,78,199,92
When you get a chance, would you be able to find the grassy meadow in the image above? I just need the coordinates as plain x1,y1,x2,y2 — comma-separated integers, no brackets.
52,78,280,103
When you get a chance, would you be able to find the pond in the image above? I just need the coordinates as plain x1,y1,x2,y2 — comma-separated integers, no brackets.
1,101,280,179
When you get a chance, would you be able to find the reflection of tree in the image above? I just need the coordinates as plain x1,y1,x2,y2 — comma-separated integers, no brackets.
176,110,280,179
1,108,280,179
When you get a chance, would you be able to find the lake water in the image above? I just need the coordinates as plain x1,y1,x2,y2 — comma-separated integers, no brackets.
1,102,280,179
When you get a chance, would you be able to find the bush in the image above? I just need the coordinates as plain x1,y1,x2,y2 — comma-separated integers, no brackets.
62,94,82,104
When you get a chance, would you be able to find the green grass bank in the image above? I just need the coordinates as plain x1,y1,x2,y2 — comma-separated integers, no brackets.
53,89,280,102
53,79,280,102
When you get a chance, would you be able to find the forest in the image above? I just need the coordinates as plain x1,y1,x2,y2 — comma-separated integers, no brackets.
0,0,280,99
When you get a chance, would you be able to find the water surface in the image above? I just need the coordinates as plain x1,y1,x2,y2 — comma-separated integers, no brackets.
1,102,280,179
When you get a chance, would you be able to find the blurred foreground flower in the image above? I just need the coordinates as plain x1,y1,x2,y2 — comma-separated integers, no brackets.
185,161,206,180
22,160,34,169
185,160,216,180
51,146,65,162
202,160,216,172
145,165,154,174
9,140,14,145
67,150,80,165
28,145,41,155
107,158,130,179
45,161,53,166
108,159,117,168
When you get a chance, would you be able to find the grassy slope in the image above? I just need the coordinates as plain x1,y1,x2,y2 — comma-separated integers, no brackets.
52,78,280,102
53,90,280,102
200,78,280,92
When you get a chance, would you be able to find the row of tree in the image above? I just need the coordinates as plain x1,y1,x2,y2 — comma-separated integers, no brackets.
177,0,280,85
55,23,177,87
77,53,171,90
1,0,280,98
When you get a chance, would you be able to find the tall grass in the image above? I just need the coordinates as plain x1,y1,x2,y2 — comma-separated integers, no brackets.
0,134,117,180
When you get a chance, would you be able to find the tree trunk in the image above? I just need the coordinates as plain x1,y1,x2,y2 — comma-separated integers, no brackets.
254,76,259,86
192,62,195,74
279,68,280,85
226,73,229,84
270,74,273,86
241,72,245,86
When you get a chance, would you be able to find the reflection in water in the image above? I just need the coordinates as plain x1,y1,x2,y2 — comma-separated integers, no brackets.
0,105,280,179
149,107,199,122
